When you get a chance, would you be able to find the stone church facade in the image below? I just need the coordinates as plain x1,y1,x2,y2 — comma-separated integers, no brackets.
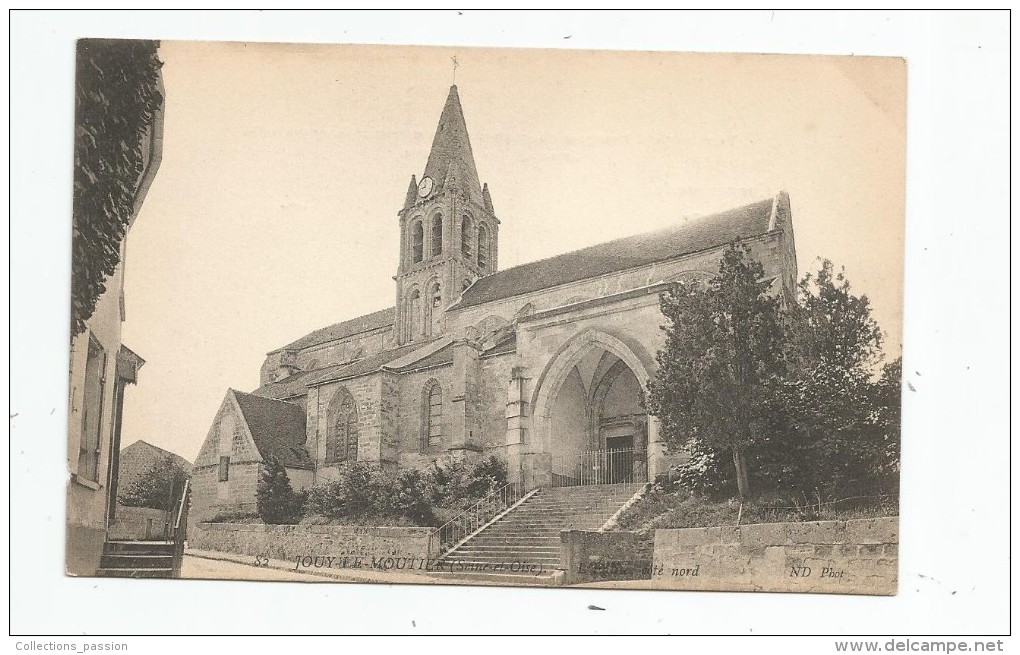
191,85,798,522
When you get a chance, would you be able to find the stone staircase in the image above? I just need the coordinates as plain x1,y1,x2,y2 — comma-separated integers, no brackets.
97,540,175,578
433,483,644,585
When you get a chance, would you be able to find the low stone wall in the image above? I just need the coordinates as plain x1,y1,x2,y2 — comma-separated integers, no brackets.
190,523,438,573
560,530,653,584
652,517,898,595
109,505,170,540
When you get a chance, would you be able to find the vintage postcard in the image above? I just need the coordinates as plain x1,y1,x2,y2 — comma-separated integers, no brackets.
67,39,905,594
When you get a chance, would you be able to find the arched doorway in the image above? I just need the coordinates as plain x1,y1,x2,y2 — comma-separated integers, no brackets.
530,330,660,487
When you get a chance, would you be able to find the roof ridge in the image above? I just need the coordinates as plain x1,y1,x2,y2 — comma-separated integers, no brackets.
491,194,779,279
451,194,782,311
270,305,395,354
123,439,190,463
233,389,303,407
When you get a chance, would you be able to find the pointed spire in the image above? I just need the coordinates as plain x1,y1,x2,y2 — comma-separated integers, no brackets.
403,174,418,210
422,86,482,202
482,182,494,214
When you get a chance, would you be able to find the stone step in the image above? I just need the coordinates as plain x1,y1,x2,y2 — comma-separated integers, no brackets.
487,520,610,529
97,567,174,578
507,506,613,512
447,548,561,558
449,555,559,564
430,484,643,583
488,522,593,529
507,505,618,512
438,557,559,569
522,507,632,513
454,546,561,555
495,514,611,522
428,570,560,586
470,534,562,539
100,554,174,569
474,532,563,538
442,557,561,567
105,540,174,555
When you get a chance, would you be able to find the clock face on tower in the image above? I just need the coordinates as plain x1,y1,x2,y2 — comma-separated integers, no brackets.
417,176,434,198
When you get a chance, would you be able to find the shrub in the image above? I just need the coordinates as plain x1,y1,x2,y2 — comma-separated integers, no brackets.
304,457,510,527
306,462,436,526
256,456,306,525
386,469,437,526
428,456,509,509
207,509,261,524
466,455,509,498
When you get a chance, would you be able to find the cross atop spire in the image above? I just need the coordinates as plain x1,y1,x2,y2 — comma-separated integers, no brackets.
421,85,482,203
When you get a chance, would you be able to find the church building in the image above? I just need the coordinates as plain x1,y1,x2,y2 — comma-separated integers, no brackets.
190,85,798,521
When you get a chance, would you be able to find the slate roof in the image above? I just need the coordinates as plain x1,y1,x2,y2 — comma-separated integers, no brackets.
232,390,313,469
422,85,482,203
390,342,455,371
270,306,394,354
121,439,192,469
481,333,517,358
451,196,777,311
252,369,319,401
307,340,442,387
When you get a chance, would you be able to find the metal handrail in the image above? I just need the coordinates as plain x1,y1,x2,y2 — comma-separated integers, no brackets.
428,481,527,559
168,478,190,577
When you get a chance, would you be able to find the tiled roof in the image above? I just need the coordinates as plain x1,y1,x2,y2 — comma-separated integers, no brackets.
232,391,313,469
271,306,394,354
252,369,318,401
121,439,192,469
307,340,441,386
391,342,455,371
451,196,777,311
481,333,517,358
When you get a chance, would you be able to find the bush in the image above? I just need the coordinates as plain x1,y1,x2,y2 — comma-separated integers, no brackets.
207,509,261,524
614,484,898,532
386,469,437,526
428,456,508,509
256,456,306,525
466,455,509,498
303,456,510,527
306,462,435,526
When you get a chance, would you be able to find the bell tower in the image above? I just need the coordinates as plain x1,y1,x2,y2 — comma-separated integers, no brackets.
395,85,500,345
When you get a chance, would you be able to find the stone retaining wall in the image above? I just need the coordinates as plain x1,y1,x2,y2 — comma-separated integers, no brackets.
109,505,170,540
190,523,437,573
560,530,653,584
652,517,898,595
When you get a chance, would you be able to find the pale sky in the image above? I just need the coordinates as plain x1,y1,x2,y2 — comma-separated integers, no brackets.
121,41,906,462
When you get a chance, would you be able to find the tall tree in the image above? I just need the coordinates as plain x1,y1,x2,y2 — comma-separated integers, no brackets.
648,243,786,497
119,454,190,511
780,260,892,492
72,39,163,337
788,259,884,375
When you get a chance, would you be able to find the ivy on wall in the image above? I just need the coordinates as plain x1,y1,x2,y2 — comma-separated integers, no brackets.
72,39,163,337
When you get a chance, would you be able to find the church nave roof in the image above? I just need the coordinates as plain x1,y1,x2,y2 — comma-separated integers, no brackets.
449,194,783,311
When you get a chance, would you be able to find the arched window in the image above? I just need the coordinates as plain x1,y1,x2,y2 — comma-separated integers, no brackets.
422,380,443,449
430,213,443,257
424,280,441,338
461,215,473,260
477,223,490,269
407,288,422,341
326,387,359,464
411,220,423,264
